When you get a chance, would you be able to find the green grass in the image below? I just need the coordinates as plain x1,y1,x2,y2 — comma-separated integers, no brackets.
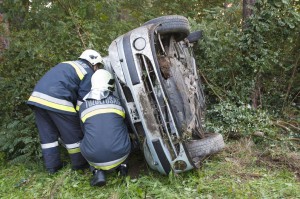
0,140,299,199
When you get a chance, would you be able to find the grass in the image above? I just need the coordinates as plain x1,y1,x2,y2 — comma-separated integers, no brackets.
0,139,299,199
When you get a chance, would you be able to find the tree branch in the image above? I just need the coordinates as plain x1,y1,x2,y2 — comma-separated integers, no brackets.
283,53,300,106
56,0,86,48
276,120,300,131
198,69,224,101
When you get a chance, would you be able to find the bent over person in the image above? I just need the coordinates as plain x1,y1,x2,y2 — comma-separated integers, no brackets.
79,69,131,187
27,49,103,173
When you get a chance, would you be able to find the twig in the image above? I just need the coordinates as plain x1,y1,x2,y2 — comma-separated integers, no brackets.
277,120,300,131
56,0,86,48
68,8,86,48
198,69,223,101
283,53,300,107
288,138,300,142
291,90,300,104
273,121,291,132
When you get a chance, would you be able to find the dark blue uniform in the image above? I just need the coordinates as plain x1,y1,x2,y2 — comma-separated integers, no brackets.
27,60,93,172
79,94,131,170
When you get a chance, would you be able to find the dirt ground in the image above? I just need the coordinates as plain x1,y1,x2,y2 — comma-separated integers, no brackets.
218,139,300,182
127,150,150,178
257,151,300,182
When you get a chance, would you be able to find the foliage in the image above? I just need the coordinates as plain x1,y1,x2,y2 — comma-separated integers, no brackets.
241,0,300,109
204,101,277,140
192,0,300,110
0,0,233,163
190,2,249,103
188,0,299,145
0,0,299,164
0,1,299,198
0,140,299,198
0,0,138,163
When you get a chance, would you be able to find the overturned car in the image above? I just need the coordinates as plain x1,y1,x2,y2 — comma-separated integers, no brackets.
103,15,225,175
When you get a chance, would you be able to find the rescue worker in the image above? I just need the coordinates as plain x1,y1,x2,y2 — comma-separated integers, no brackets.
27,49,103,173
79,69,131,187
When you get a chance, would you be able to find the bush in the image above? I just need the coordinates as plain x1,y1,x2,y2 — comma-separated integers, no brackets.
205,101,278,141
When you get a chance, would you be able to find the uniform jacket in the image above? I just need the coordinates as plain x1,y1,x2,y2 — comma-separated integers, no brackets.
79,94,131,168
27,60,94,115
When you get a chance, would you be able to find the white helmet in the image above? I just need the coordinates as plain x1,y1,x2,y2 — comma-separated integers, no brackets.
79,49,103,65
91,69,115,92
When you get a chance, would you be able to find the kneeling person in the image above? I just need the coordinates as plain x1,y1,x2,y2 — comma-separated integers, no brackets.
79,69,131,186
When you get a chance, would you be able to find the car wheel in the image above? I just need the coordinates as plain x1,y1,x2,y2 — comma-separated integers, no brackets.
143,15,190,41
186,30,203,43
185,133,225,160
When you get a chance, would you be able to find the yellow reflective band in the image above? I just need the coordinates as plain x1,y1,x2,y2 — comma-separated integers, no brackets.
68,148,81,154
28,96,76,113
81,108,125,123
64,61,84,80
76,105,80,111
90,159,126,171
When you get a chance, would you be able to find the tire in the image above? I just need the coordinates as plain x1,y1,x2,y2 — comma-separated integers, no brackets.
185,133,225,159
143,15,190,41
187,30,203,43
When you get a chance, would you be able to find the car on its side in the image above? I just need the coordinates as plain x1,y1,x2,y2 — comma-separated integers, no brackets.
103,15,225,175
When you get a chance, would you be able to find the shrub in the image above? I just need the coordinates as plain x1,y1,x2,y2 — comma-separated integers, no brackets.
204,101,278,141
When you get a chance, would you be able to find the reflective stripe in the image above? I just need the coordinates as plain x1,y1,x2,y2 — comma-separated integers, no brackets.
28,91,76,113
31,91,74,106
74,61,88,75
81,104,124,119
89,153,129,170
81,108,125,122
41,141,59,149
76,100,83,111
63,61,87,80
81,108,125,123
68,148,81,154
65,142,80,149
65,142,81,154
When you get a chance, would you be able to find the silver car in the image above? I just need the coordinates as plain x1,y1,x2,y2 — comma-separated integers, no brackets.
103,15,225,175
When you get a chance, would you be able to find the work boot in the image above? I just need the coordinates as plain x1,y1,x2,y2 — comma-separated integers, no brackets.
47,164,63,174
90,169,106,187
47,159,71,174
117,164,128,177
72,162,90,171
70,153,89,171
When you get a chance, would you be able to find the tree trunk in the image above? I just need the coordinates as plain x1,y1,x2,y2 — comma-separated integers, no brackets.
243,0,261,108
243,0,256,29
0,0,10,55
251,73,262,109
